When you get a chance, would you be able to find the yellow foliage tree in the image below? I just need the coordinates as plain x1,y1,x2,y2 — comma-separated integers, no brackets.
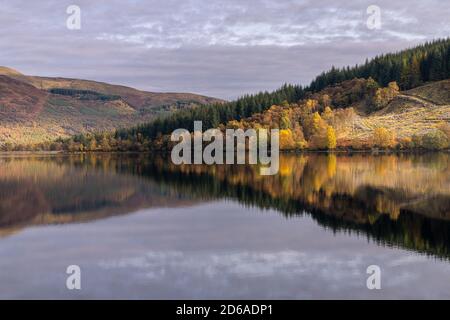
280,112,291,129
373,127,396,148
322,106,334,124
372,81,400,110
100,137,111,151
279,129,296,150
88,139,97,151
312,112,323,132
320,94,331,107
326,126,337,149
293,124,308,149
305,99,318,110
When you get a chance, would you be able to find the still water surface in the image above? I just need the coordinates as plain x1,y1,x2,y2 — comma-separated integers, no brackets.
0,153,449,299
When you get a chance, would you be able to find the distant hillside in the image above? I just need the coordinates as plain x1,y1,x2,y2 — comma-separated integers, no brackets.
5,70,221,111
0,68,223,147
0,66,22,76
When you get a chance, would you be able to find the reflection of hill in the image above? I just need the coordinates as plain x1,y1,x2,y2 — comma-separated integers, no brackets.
0,155,199,235
0,153,449,260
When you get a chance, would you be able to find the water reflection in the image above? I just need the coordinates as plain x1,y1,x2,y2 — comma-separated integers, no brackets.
0,153,449,259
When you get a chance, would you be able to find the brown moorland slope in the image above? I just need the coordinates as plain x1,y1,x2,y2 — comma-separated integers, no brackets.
7,72,221,111
0,67,223,147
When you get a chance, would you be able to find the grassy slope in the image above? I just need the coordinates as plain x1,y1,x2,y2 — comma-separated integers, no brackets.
349,79,450,142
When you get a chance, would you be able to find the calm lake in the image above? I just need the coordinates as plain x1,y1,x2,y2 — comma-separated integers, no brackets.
0,153,449,299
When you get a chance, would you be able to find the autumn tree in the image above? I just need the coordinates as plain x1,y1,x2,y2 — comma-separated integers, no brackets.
326,126,337,149
88,138,97,151
280,111,292,129
279,129,296,150
322,106,334,125
319,94,331,108
437,122,450,141
100,137,111,151
373,127,396,148
312,112,324,132
371,81,400,110
308,112,329,149
422,130,449,150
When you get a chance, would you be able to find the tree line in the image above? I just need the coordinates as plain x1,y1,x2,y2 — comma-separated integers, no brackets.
115,83,306,141
49,88,121,101
309,38,450,91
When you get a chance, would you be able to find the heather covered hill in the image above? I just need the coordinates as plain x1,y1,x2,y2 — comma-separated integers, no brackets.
0,75,48,117
0,68,222,147
5,71,222,111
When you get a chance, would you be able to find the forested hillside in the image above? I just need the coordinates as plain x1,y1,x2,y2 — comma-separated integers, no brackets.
114,38,450,142
310,38,450,91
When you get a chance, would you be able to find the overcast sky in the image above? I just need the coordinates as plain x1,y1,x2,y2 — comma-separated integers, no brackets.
0,0,449,99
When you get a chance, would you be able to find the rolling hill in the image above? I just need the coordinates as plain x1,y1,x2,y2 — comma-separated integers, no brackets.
0,67,223,147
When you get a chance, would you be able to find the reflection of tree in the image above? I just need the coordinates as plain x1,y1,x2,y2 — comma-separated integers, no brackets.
145,153,450,260
0,153,449,260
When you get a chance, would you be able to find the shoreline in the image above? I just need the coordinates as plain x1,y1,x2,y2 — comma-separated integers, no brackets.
0,149,448,157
